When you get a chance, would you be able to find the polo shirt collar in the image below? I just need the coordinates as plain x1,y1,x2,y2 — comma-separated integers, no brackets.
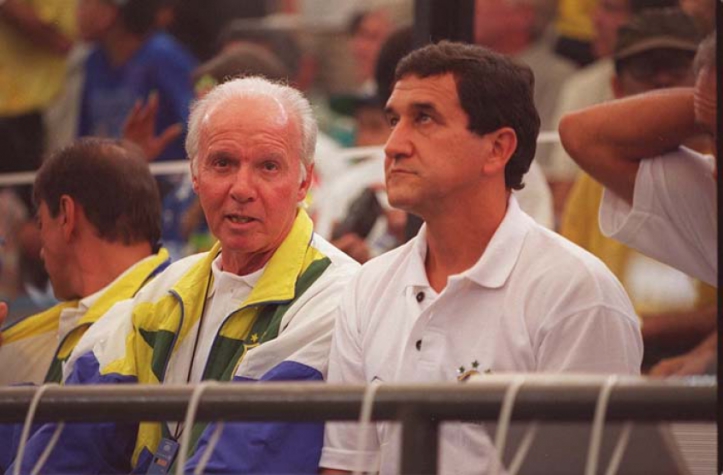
406,196,532,290
463,196,531,288
406,228,432,288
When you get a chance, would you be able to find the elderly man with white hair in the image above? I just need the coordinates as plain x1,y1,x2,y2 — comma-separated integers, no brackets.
11,76,359,474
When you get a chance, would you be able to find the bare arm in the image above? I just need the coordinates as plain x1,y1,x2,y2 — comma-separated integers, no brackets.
0,0,72,55
558,88,699,204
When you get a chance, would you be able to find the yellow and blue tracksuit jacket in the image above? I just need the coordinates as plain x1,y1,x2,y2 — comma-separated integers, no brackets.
13,210,359,474
0,249,171,385
0,249,170,471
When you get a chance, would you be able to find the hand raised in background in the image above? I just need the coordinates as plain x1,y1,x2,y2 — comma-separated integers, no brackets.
123,92,183,162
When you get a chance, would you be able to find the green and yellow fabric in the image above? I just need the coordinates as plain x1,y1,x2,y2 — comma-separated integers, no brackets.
17,210,358,474
0,249,170,385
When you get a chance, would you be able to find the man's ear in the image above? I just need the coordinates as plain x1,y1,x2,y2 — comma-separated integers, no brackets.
482,127,517,176
297,162,314,202
191,161,200,194
58,195,76,241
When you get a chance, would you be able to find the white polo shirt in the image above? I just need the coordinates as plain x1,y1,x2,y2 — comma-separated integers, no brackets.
599,147,717,287
321,197,642,475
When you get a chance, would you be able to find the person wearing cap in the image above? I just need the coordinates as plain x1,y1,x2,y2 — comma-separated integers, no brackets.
560,25,717,375
559,8,715,374
76,0,197,163
543,0,678,222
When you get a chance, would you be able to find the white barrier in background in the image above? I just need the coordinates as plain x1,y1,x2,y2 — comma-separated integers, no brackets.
0,133,561,187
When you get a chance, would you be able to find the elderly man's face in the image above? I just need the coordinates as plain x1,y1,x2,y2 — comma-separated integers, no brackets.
192,95,311,274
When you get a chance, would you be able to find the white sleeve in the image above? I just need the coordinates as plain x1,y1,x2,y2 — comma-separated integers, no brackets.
536,305,643,374
320,280,381,472
599,148,717,286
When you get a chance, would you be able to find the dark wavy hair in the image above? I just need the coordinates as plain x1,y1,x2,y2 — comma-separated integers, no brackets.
34,138,161,248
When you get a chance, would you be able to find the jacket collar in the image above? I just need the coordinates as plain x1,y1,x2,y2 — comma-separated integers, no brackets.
405,196,531,290
171,209,315,309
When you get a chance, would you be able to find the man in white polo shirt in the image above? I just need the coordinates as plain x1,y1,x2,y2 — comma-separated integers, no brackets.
320,41,642,475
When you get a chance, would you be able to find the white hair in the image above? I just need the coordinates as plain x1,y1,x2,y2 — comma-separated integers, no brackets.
186,76,318,179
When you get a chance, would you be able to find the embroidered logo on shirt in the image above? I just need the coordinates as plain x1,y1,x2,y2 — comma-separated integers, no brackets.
456,360,491,382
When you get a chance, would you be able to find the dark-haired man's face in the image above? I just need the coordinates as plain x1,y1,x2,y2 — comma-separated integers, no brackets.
36,201,75,300
383,73,494,218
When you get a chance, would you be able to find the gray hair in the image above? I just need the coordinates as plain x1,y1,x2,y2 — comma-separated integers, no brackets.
186,76,318,178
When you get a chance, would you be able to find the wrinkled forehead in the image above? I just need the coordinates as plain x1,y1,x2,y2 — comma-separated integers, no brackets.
203,94,292,130
198,94,303,153
386,73,461,113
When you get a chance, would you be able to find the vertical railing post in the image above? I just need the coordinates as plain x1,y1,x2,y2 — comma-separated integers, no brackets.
399,406,439,474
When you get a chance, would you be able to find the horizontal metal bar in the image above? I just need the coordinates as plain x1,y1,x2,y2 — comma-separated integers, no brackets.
0,376,714,424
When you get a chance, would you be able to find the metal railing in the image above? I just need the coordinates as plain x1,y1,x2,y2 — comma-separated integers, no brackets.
0,375,715,474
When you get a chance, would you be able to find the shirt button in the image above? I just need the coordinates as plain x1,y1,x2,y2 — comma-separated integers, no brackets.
416,291,425,303
415,339,422,351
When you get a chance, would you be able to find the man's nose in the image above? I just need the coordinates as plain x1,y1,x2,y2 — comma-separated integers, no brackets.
229,166,258,203
384,121,413,161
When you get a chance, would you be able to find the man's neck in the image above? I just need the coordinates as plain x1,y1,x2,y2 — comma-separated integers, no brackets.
75,241,154,298
221,249,275,277
422,191,509,293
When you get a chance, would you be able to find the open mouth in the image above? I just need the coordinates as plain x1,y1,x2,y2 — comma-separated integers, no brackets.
226,215,256,224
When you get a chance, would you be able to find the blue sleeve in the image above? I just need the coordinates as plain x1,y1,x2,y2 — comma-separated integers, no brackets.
0,422,41,472
184,361,325,474
5,352,139,475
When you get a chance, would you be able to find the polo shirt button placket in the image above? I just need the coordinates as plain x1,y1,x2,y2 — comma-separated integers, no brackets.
416,291,425,303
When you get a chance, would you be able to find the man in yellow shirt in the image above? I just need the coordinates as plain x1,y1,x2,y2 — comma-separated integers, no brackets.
0,0,75,178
